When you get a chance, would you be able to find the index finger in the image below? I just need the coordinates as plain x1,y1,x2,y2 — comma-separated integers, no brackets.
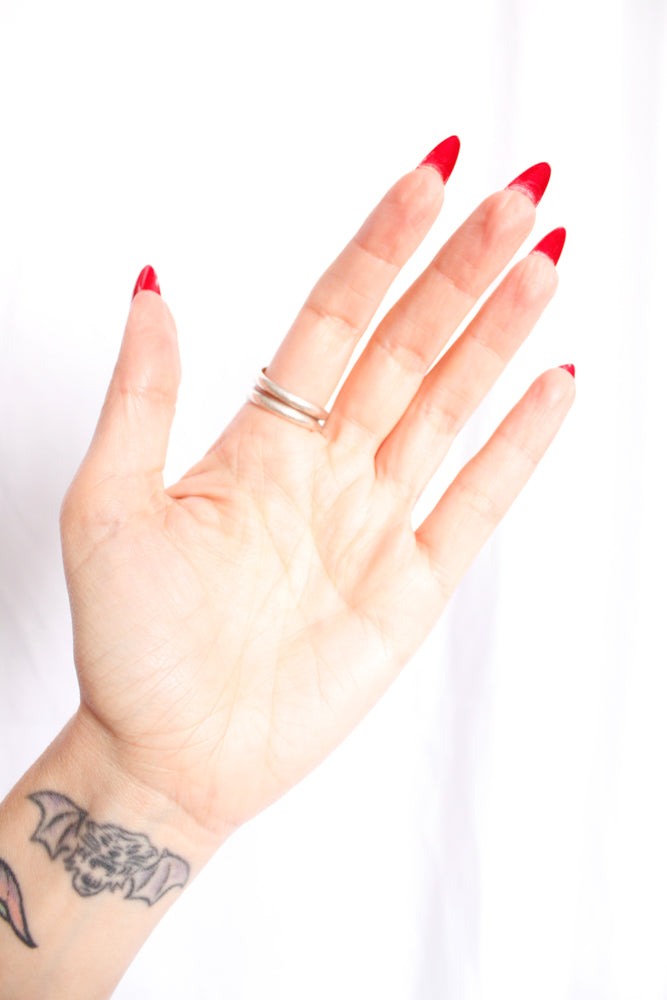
263,136,461,410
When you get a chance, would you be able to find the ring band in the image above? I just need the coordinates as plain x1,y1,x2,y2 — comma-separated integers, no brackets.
248,387,323,432
256,368,329,422
248,368,330,433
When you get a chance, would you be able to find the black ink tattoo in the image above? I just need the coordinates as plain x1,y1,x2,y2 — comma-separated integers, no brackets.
0,857,37,948
28,791,189,905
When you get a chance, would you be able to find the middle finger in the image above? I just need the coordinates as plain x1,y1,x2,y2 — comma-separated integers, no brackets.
325,163,551,450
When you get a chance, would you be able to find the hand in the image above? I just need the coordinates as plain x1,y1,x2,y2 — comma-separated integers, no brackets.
60,138,574,841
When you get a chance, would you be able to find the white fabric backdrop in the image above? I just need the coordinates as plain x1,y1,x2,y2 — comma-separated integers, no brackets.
1,0,665,996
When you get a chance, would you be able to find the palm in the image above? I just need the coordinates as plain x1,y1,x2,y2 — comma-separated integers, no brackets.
62,149,574,841
69,408,435,834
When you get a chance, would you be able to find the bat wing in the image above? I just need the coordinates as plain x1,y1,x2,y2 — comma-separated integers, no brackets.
0,858,37,948
126,850,190,905
28,791,85,859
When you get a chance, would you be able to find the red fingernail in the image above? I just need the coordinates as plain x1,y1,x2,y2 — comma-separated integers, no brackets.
417,135,461,184
506,162,551,206
559,363,575,378
132,265,161,299
530,227,566,265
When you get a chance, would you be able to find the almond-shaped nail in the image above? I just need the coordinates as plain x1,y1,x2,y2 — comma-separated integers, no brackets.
507,162,551,206
132,265,161,299
530,227,566,265
417,135,461,184
559,364,575,378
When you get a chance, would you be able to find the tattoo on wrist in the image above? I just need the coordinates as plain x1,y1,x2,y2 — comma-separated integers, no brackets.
28,791,190,905
0,858,37,948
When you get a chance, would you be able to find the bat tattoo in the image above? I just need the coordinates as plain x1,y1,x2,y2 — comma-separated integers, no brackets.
0,857,37,948
28,791,190,905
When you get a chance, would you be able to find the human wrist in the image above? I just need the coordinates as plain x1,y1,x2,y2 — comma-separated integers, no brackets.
0,709,226,1000
65,704,231,860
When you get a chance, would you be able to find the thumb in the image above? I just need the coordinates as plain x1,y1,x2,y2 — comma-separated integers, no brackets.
81,265,181,506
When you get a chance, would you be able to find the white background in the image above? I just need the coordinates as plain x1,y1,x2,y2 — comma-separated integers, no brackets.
1,0,666,997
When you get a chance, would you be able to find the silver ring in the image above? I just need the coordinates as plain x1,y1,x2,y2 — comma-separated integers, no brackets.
256,368,329,422
248,387,324,432
248,368,329,433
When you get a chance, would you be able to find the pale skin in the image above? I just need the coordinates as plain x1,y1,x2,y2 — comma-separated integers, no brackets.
0,152,574,998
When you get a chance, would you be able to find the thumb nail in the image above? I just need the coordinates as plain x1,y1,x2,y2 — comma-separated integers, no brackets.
132,265,161,300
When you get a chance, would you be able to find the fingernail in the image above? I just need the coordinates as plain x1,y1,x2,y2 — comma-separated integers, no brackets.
506,162,551,206
417,135,461,184
530,227,566,265
132,265,161,299
559,363,575,378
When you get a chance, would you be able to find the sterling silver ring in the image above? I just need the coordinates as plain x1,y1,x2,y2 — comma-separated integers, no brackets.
256,368,329,422
248,368,329,433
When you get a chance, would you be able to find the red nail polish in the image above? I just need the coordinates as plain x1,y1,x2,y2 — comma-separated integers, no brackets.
530,227,566,265
559,363,575,378
132,265,161,299
506,162,551,206
417,135,461,184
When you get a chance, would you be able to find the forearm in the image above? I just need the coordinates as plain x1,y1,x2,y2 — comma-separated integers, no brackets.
0,711,222,1000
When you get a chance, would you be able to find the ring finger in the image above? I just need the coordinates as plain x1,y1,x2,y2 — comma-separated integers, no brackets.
375,227,566,504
